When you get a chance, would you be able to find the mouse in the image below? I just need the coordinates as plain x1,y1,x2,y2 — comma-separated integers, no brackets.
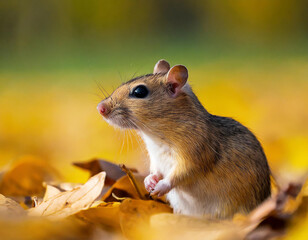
97,59,271,219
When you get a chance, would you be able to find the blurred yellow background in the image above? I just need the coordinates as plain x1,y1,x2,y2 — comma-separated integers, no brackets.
0,0,307,182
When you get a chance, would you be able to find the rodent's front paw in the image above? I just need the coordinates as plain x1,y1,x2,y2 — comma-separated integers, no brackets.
144,174,159,192
151,179,172,197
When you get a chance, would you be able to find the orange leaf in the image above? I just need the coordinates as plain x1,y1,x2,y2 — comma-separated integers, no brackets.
0,155,59,197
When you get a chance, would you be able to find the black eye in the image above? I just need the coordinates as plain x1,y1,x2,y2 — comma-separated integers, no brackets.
131,85,149,98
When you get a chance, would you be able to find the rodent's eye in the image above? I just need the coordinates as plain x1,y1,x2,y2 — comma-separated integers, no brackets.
131,85,149,98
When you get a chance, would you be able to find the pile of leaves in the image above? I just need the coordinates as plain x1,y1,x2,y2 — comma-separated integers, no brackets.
0,156,307,240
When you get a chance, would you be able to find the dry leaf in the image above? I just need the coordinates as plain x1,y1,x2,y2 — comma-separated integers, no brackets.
0,155,59,197
119,199,172,239
0,217,92,240
73,158,137,186
150,213,243,240
56,182,83,191
41,182,83,202
76,201,121,229
244,177,308,240
0,194,26,219
102,174,148,202
28,172,106,219
43,185,62,202
285,196,308,240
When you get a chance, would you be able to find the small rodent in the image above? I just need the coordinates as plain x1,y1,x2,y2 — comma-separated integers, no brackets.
97,60,271,219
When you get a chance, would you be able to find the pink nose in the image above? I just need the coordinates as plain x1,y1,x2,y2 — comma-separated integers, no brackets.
97,102,110,117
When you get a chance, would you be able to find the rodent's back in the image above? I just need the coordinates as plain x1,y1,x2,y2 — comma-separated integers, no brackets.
193,114,271,217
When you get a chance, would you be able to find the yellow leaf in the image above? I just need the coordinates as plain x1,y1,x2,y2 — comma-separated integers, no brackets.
0,217,93,240
150,213,243,240
119,199,172,239
76,201,121,229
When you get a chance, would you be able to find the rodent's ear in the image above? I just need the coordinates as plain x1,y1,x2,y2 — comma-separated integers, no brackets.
166,65,188,98
153,59,170,74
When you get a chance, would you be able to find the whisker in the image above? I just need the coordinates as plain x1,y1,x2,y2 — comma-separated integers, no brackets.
95,80,107,98
119,129,126,155
126,128,129,153
128,129,134,151
101,85,110,98
131,129,146,156
117,71,123,84
88,91,105,100
130,71,138,80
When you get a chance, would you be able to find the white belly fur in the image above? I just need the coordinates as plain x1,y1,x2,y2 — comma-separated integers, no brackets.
141,133,175,177
141,133,216,216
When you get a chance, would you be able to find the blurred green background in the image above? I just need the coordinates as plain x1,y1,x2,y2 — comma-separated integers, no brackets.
0,0,307,182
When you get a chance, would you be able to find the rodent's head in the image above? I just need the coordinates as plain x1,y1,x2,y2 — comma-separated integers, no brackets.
97,60,193,137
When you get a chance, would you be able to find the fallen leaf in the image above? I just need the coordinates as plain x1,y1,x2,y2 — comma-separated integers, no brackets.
244,177,308,240
119,198,172,239
120,164,148,200
0,217,93,240
56,182,82,191
0,194,26,219
73,158,137,186
0,155,59,197
28,172,106,219
76,201,121,229
45,181,83,191
285,200,308,240
150,213,243,240
43,185,62,202
102,175,148,202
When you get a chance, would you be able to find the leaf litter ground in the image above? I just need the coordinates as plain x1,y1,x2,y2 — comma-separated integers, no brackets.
0,156,307,240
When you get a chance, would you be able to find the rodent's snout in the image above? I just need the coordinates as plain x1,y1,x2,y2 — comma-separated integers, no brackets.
97,102,110,118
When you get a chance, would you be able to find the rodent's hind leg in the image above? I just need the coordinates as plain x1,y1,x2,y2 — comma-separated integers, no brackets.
144,174,161,192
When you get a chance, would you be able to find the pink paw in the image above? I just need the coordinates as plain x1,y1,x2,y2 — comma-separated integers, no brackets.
151,179,172,197
144,174,159,192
